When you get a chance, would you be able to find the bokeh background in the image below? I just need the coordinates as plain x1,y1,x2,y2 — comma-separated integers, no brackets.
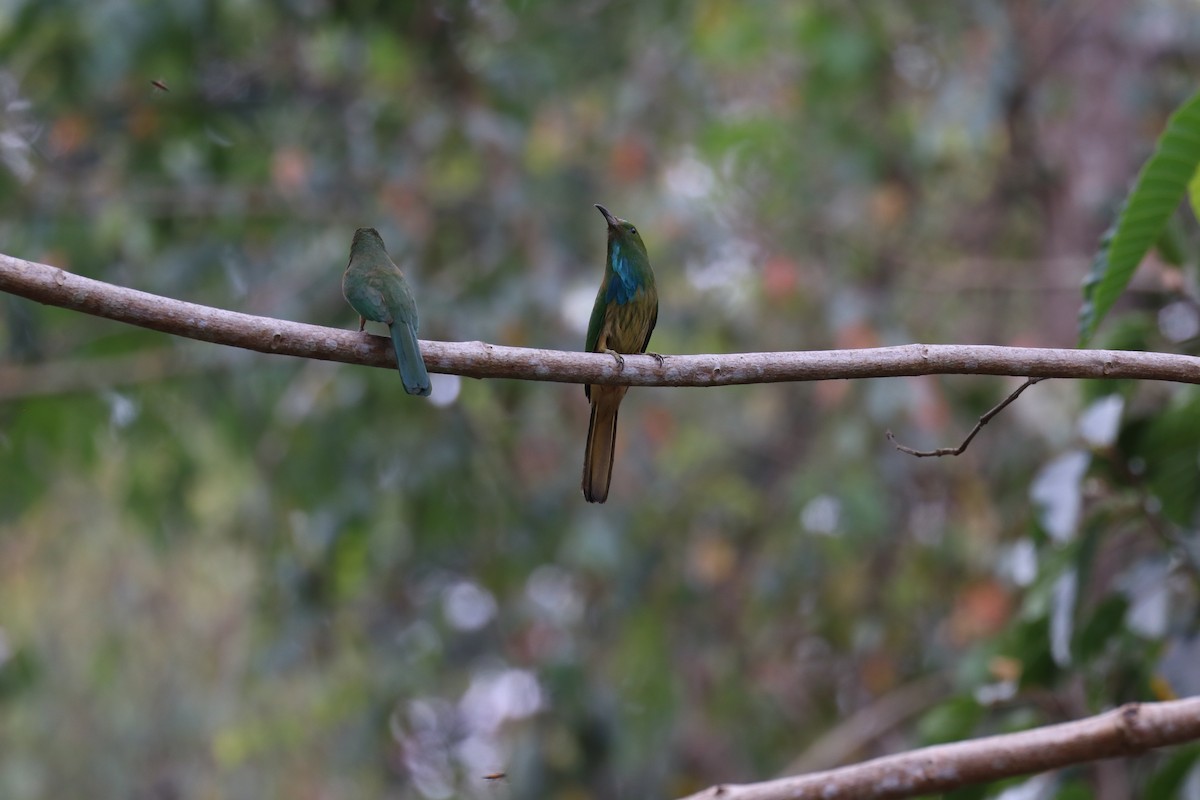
3,2,1200,798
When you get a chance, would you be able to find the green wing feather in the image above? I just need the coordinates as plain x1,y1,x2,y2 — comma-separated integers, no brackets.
584,279,610,401
585,281,608,355
639,305,658,353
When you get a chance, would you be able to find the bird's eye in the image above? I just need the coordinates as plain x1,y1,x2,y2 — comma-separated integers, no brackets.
629,226,638,235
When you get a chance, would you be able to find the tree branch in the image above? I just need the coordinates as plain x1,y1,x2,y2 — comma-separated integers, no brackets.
778,674,949,775
887,377,1046,456
4,253,1200,387
677,698,1200,800
0,348,244,400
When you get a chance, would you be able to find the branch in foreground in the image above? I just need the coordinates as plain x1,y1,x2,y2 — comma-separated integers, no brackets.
887,377,1046,457
677,697,1200,800
4,253,1200,387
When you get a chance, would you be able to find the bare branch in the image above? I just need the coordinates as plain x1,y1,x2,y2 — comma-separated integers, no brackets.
779,674,949,775
4,253,1200,387
677,698,1200,800
887,378,1046,456
0,348,244,400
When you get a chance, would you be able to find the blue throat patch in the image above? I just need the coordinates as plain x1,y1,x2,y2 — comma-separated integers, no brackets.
605,241,640,305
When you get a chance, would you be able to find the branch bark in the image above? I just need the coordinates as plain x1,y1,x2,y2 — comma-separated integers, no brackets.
677,697,1200,800
4,252,1200,387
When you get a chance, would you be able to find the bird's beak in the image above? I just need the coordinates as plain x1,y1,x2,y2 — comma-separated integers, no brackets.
595,204,620,230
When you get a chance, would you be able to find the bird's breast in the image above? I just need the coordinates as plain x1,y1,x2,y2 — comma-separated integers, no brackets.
598,288,656,352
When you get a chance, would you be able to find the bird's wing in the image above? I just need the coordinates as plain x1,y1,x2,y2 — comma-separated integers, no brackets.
345,260,396,324
584,281,612,402
377,266,420,332
639,303,658,354
585,281,608,355
351,275,394,324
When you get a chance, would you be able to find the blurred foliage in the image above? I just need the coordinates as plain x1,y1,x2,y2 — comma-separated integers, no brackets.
1078,89,1200,345
2,2,1200,799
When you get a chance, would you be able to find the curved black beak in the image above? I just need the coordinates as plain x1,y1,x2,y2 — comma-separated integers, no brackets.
595,204,620,229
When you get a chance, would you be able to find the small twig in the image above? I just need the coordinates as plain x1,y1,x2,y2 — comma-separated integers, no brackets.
779,674,948,776
888,378,1045,457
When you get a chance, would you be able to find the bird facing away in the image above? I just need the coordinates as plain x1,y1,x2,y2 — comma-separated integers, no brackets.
582,204,659,503
342,227,432,397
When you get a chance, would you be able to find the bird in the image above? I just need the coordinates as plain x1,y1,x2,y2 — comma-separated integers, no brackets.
581,204,659,503
342,227,432,396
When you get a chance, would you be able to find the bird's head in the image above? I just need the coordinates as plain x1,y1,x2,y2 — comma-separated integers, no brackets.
351,227,386,254
595,204,648,258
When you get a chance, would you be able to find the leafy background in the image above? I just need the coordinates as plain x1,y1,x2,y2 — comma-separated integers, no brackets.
2,2,1200,798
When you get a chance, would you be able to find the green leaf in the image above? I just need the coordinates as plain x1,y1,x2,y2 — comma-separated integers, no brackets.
1145,743,1200,798
917,695,984,745
1079,90,1200,345
1123,389,1200,524
0,647,40,700
1054,778,1098,800
1073,594,1128,662
1189,162,1200,223
1154,216,1186,267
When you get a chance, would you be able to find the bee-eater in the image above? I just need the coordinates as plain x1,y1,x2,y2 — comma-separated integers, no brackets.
342,227,432,396
582,204,659,503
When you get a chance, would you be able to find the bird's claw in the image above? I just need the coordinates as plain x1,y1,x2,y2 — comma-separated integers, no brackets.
646,351,665,367
358,316,367,332
603,349,626,372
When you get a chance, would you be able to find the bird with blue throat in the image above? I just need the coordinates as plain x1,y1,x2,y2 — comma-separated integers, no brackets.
342,227,432,397
581,204,660,503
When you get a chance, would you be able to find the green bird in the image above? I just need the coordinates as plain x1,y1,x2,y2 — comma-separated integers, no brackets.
582,204,659,503
342,227,432,397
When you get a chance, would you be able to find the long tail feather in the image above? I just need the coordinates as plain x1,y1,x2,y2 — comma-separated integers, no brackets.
582,388,625,503
390,322,431,397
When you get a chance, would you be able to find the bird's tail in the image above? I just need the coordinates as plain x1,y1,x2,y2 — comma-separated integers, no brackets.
582,387,626,503
390,321,432,397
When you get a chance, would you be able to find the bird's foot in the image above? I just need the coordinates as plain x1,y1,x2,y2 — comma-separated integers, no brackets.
646,351,665,367
358,316,367,332
602,349,626,372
